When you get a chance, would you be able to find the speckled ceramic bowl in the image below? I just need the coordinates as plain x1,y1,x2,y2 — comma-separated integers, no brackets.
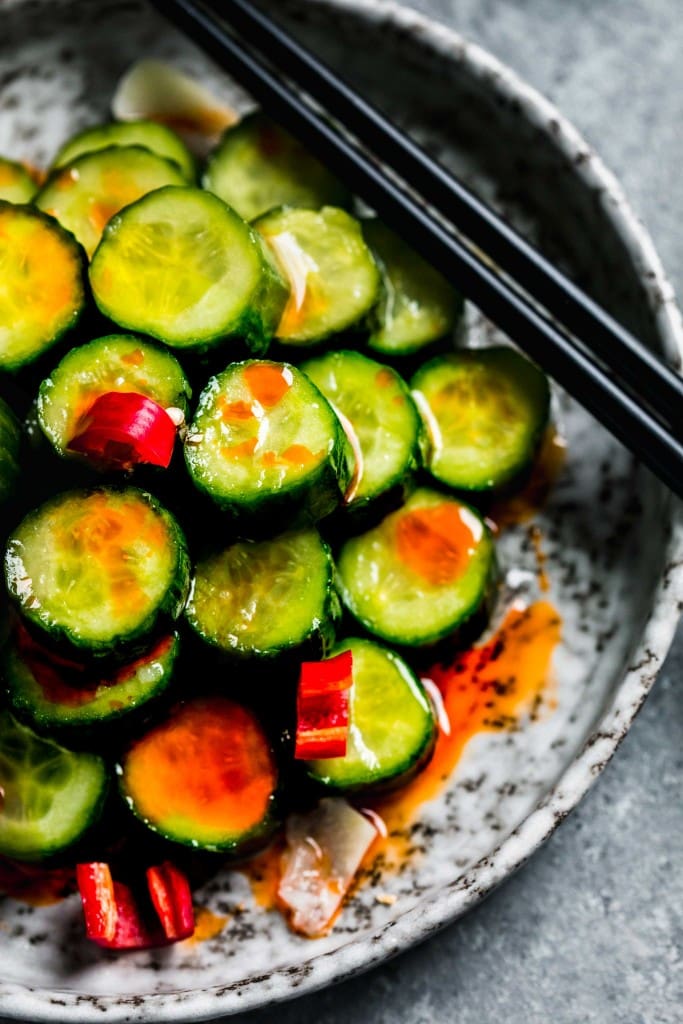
1,0,682,1020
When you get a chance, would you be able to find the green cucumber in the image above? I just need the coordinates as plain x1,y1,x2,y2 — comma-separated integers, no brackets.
301,350,423,516
89,186,288,355
185,360,351,524
255,206,381,346
203,111,349,221
0,201,86,373
119,696,278,854
4,632,179,736
4,487,190,657
0,157,37,204
37,334,191,459
0,710,108,862
53,120,196,181
411,347,550,491
35,145,187,258
364,219,463,357
337,487,495,647
185,529,340,660
306,638,436,792
0,396,21,508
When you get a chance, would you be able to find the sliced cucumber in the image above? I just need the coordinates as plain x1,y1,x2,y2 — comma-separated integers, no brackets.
0,710,108,862
301,350,423,516
89,186,288,355
0,157,37,204
306,638,436,792
4,487,190,656
35,145,187,258
185,360,351,524
411,347,550,491
119,696,278,854
364,219,463,357
53,120,196,180
185,529,340,659
0,201,86,372
255,206,381,346
0,396,21,507
203,111,349,221
337,487,495,647
4,632,179,736
37,334,191,459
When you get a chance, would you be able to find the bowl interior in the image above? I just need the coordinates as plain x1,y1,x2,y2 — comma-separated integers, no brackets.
0,0,680,1018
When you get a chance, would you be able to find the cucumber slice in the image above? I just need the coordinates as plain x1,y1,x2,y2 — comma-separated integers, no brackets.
119,696,278,854
4,487,190,656
35,145,187,258
37,334,191,459
4,632,179,736
0,710,108,862
89,186,288,355
306,638,436,792
185,360,351,524
411,347,550,492
0,157,37,204
364,219,463,357
337,487,495,647
301,350,423,515
52,120,196,181
185,529,340,659
0,396,21,507
255,206,381,346
0,201,86,372
203,111,349,221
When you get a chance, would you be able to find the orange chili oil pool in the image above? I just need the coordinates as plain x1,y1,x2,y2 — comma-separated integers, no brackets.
239,599,562,912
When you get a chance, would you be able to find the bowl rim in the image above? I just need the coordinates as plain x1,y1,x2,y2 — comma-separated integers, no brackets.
2,0,682,1020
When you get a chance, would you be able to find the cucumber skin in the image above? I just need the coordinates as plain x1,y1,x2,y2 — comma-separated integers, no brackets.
52,121,197,182
4,488,192,660
0,201,89,375
3,632,180,743
301,350,427,527
411,348,551,493
185,546,342,664
0,711,110,863
337,498,499,649
203,111,351,221
0,397,21,509
185,366,352,530
36,333,192,459
89,188,289,357
253,205,382,347
306,639,438,796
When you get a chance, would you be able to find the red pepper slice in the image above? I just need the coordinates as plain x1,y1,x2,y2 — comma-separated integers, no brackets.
146,861,194,941
295,651,353,760
76,861,195,949
76,863,117,944
67,392,177,471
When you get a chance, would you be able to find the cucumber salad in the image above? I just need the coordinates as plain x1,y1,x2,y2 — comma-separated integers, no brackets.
0,69,551,946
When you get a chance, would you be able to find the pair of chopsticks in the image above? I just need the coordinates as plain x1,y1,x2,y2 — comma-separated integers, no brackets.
149,0,683,498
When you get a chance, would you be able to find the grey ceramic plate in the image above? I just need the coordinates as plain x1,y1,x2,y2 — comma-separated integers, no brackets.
1,0,682,1020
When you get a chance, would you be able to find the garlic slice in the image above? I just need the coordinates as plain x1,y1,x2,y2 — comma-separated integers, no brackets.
278,798,378,937
112,59,238,153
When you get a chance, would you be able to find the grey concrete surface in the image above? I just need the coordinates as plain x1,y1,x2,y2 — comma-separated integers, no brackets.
226,3,683,1023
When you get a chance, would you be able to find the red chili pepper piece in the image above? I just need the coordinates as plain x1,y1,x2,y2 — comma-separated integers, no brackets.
76,861,195,950
146,861,195,941
67,392,177,470
76,863,117,944
295,651,353,760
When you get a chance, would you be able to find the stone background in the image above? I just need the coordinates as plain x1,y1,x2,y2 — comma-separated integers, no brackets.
229,2,683,1022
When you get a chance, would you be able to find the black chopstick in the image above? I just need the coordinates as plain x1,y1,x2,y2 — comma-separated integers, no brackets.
224,0,682,432
147,0,683,498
